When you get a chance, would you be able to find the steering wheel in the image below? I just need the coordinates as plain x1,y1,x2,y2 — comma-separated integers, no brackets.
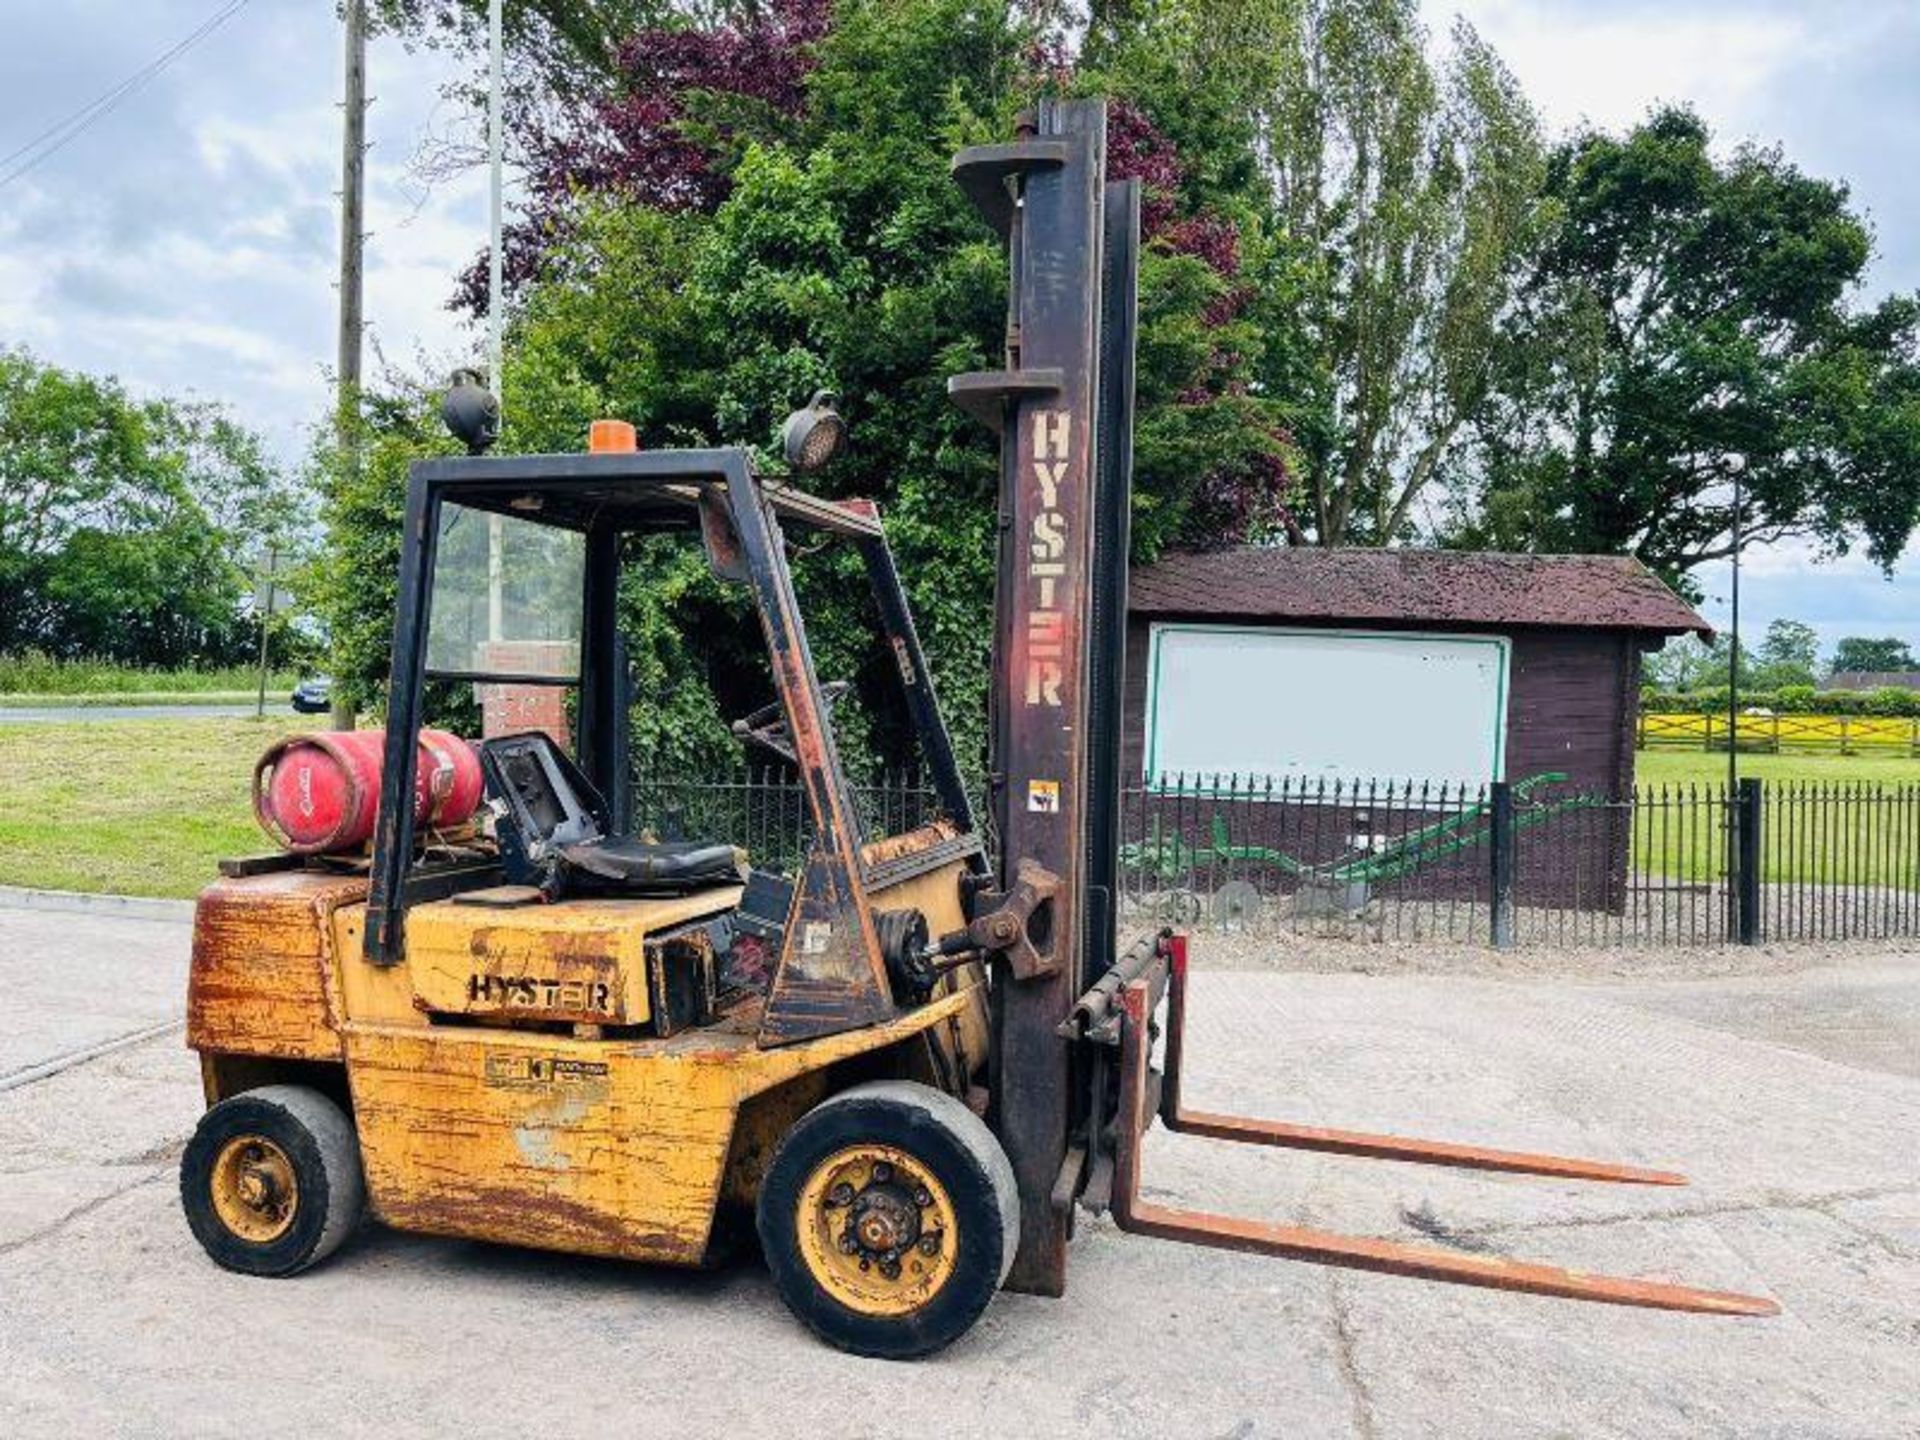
730,681,852,763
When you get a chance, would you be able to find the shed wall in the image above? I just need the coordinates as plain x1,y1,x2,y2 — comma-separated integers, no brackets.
1124,617,1640,794
1120,616,1649,913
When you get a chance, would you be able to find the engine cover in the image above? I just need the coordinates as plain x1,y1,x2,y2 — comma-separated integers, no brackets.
406,889,741,1033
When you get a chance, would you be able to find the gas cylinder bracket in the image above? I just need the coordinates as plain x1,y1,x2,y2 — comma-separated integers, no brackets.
947,368,1064,433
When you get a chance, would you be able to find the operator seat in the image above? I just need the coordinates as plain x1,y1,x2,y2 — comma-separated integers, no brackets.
478,732,743,898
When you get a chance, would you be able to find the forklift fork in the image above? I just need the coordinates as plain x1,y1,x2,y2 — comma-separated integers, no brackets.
1083,937,1779,1317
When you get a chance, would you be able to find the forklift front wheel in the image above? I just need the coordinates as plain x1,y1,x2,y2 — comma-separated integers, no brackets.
758,1081,1018,1359
181,1085,365,1278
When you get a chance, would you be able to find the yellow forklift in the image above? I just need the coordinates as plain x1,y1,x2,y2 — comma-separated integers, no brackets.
179,101,1774,1358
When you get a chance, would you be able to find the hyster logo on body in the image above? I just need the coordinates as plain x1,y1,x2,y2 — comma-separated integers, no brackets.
1026,408,1071,708
467,973,614,1014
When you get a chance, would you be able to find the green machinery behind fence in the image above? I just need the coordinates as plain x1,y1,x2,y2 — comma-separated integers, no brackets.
1120,772,1602,888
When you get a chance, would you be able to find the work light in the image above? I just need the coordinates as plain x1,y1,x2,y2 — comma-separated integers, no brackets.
781,390,848,472
442,368,500,455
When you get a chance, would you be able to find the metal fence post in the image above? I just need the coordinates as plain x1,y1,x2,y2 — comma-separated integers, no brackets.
1737,776,1763,945
1489,780,1515,950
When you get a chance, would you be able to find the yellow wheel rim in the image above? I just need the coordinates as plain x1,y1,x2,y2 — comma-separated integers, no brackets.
794,1144,958,1317
209,1135,299,1244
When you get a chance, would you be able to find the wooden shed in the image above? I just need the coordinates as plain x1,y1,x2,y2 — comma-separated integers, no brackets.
1120,549,1710,915
1125,548,1710,795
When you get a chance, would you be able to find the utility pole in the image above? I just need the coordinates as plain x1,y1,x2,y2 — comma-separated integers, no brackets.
330,0,368,732
255,544,279,721
338,0,367,419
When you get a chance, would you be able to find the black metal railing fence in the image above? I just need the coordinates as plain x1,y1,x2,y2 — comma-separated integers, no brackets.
628,767,1920,949
631,766,945,877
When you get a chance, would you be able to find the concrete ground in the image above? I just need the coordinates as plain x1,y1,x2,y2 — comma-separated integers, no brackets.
2,898,1915,1438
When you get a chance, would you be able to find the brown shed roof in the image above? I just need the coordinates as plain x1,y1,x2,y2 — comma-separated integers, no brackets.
1130,547,1711,636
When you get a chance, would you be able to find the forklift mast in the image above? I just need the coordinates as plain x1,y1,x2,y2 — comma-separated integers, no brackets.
949,99,1138,1295
948,102,1777,1321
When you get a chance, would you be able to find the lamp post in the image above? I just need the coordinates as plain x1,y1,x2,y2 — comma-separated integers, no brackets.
1727,464,1742,797
1726,464,1743,935
486,0,506,647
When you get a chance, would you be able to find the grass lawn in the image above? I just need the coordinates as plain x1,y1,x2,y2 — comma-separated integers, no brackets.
1635,748,1920,788
4,719,1913,902
1629,748,1920,888
0,717,312,898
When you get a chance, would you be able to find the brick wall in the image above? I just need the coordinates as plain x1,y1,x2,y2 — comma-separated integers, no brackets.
475,640,575,748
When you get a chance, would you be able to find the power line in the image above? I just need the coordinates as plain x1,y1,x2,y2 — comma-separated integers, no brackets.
0,0,252,191
0,0,252,176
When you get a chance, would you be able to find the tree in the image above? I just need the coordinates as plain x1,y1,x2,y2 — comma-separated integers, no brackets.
1262,1,1545,544
0,347,295,666
1643,633,1750,693
325,0,1308,768
1456,108,1920,591
368,1,669,93
1753,618,1821,689
1830,637,1917,675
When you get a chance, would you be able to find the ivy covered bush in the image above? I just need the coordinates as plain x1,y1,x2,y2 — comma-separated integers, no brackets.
320,0,1306,774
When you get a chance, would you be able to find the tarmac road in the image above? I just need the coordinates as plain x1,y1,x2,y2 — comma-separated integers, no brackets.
2,896,1916,1438
0,704,265,723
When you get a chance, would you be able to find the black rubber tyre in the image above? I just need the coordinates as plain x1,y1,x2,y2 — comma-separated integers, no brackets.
180,1084,365,1277
757,1080,1018,1360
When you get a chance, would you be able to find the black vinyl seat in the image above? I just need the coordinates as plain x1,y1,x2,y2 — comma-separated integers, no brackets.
558,834,745,888
479,732,742,898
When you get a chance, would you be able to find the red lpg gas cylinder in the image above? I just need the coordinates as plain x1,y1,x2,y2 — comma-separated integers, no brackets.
253,729,484,855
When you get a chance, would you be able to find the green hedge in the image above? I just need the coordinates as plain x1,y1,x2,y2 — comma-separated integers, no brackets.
1642,685,1920,717
0,651,297,696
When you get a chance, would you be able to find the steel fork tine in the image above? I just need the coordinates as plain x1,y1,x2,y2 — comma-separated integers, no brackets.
1158,938,1684,1185
1105,943,1779,1318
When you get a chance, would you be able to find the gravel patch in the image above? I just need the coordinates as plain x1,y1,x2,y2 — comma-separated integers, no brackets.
1121,877,1920,980
1178,925,1916,981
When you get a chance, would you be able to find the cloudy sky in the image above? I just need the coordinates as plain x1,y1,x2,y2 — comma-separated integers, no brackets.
1,0,1914,657
1427,0,1920,654
0,1,485,458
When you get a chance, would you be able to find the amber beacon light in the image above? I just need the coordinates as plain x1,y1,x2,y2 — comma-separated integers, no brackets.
589,419,639,454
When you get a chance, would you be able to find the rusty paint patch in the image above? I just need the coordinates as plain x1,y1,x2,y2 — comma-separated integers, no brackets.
187,871,366,1062
859,820,961,869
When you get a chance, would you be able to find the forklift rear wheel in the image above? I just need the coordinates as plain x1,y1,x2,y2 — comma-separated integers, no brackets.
181,1085,364,1277
758,1080,1018,1359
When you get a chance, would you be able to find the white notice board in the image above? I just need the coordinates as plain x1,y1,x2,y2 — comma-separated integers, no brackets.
1143,624,1509,790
